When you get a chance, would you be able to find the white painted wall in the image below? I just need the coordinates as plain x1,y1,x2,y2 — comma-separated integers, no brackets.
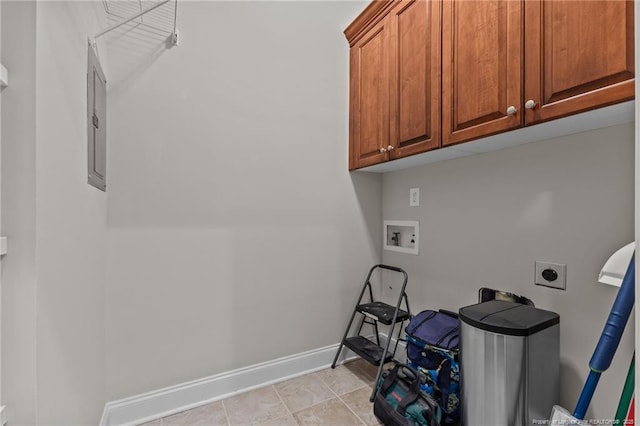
381,123,635,421
2,1,108,424
0,1,633,424
0,0,4,412
1,3,38,423
105,1,380,401
34,3,108,423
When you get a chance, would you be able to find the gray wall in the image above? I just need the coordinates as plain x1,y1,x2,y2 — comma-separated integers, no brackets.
2,2,108,424
381,123,635,420
0,0,3,410
105,1,380,401
1,2,37,424
0,1,634,424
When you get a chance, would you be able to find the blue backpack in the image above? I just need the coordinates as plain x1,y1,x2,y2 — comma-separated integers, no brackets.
405,310,461,425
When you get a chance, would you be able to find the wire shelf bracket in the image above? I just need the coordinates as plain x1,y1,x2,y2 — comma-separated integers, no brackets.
92,0,178,47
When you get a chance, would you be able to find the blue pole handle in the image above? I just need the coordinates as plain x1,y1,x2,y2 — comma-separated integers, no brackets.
589,254,635,373
573,371,601,419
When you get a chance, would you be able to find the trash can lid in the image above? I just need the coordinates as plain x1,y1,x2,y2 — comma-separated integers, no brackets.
459,300,559,336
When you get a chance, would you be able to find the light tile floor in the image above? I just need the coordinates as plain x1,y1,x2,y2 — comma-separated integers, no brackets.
139,359,384,426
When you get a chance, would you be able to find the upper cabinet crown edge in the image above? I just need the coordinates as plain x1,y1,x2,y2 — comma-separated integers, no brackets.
344,0,396,45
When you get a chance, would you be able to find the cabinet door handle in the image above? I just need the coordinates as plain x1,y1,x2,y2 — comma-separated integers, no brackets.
379,147,387,153
525,100,537,110
506,106,517,115
387,145,394,151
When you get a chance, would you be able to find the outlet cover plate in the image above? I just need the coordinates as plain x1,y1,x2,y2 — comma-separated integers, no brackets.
410,188,420,206
535,261,566,290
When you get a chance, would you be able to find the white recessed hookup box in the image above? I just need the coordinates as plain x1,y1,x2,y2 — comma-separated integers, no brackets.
384,220,419,255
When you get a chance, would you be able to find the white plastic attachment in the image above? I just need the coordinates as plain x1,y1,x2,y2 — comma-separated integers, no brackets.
0,237,7,256
549,405,586,425
0,64,8,87
598,242,635,287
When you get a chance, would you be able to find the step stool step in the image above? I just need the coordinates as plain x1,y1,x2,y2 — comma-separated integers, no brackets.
356,301,411,325
343,336,394,366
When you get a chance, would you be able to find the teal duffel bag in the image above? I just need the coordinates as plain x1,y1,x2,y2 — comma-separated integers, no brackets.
374,362,441,426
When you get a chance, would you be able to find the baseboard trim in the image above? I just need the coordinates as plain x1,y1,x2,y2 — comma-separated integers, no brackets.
101,334,407,426
100,343,356,426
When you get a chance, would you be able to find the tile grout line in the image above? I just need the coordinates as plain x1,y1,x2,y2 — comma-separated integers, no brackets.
345,361,385,426
272,371,348,422
318,366,370,426
220,398,231,426
335,390,369,426
283,372,336,417
271,384,298,424
154,364,377,426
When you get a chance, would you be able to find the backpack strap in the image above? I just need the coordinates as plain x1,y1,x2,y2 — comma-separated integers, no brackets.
436,358,452,410
379,363,404,396
397,370,422,416
438,309,459,319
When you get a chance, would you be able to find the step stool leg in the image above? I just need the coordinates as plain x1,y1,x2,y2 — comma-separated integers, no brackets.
333,271,377,369
332,308,360,369
390,320,406,357
373,320,381,346
369,359,387,402
369,321,397,402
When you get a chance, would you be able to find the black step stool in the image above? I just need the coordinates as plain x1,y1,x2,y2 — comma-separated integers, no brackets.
331,264,411,402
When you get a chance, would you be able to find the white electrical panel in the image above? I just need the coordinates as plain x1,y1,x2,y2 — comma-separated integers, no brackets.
87,43,107,191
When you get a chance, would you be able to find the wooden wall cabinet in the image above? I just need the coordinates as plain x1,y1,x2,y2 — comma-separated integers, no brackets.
347,0,635,168
442,0,523,146
348,12,392,169
523,0,635,125
347,0,441,170
442,0,635,147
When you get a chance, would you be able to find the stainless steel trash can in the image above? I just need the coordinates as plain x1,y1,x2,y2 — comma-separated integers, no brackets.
459,300,559,426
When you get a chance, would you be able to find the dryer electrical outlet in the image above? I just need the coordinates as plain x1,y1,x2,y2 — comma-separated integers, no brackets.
535,261,567,290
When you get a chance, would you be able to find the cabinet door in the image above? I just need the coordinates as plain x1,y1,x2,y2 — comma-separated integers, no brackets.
442,0,523,146
349,16,392,170
524,0,634,124
388,0,441,160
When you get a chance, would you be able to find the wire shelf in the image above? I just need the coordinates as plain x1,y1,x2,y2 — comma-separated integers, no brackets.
93,0,179,89
100,0,178,42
